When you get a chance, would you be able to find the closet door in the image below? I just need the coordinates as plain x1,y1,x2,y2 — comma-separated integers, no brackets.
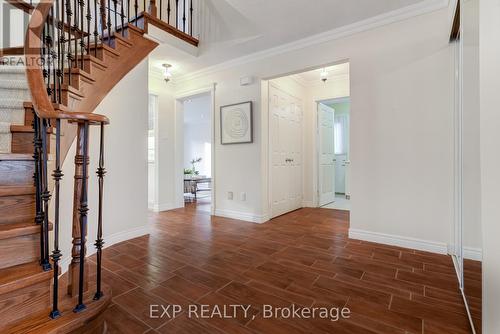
270,85,303,218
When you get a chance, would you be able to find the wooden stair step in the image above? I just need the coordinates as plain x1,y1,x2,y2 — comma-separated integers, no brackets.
10,125,52,154
0,261,51,296
4,284,112,334
0,185,35,197
0,154,34,186
0,261,52,330
73,55,108,75
0,221,39,240
101,31,133,50
0,185,35,224
87,43,120,61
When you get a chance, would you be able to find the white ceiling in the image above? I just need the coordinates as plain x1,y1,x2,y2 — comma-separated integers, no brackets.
149,0,427,78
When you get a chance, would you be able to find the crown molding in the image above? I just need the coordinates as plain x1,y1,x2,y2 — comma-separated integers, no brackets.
176,0,449,85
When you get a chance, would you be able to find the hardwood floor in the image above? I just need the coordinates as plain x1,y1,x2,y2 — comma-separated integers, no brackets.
90,204,475,334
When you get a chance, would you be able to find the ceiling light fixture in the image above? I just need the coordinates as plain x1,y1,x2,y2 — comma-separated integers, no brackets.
320,68,328,83
162,64,172,83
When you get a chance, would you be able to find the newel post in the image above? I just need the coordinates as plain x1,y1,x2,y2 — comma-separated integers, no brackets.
67,122,90,298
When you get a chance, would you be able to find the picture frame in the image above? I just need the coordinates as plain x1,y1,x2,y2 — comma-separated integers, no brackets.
220,101,253,144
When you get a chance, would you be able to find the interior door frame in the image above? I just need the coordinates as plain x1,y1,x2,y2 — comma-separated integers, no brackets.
174,84,217,215
314,96,350,208
317,102,336,206
267,82,304,219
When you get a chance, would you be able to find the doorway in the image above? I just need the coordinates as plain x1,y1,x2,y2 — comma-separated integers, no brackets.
180,92,213,213
317,97,350,211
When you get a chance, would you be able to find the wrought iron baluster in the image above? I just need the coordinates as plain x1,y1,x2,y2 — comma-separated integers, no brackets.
86,0,91,61
40,118,52,271
175,0,178,28
51,5,58,103
167,0,170,24
66,0,73,83
107,0,112,45
45,19,52,101
143,0,145,14
73,0,79,68
94,0,98,55
159,0,162,19
59,0,66,96
32,113,45,269
79,0,85,68
182,0,185,32
74,121,90,313
113,0,118,35
100,0,106,53
94,122,106,300
127,0,130,22
49,119,63,319
189,0,192,36
120,0,125,35
134,0,138,26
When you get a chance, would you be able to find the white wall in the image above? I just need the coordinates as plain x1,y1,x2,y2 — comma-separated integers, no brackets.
479,0,500,331
55,60,150,272
183,94,212,177
171,5,455,249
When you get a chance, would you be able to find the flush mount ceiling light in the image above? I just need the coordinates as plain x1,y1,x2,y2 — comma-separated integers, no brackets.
162,63,172,83
320,68,328,83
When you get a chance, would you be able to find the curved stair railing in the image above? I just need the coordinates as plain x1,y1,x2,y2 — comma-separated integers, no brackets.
25,0,110,322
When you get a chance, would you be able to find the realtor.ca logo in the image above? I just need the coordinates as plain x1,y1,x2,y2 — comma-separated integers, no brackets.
150,304,351,322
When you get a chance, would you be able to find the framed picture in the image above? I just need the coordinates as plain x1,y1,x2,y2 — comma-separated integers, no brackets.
220,101,253,144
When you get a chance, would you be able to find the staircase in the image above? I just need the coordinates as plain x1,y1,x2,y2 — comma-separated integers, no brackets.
0,0,198,332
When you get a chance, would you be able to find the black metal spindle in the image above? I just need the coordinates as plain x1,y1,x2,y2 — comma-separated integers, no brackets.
51,6,57,103
86,0,91,61
74,121,90,313
120,0,125,35
113,0,118,34
94,122,106,301
175,0,178,28
159,0,162,19
143,0,145,14
100,0,106,53
73,0,79,68
167,0,170,24
182,0,185,32
66,0,73,84
49,119,63,319
134,0,138,25
189,0,192,36
107,0,112,45
58,0,65,100
79,0,85,68
33,113,45,270
45,20,53,101
127,0,130,22
94,0,98,55
40,119,52,272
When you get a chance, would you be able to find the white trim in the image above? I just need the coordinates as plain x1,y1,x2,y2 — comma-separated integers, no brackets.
301,201,315,208
214,209,269,224
349,228,449,254
153,202,180,212
176,0,449,84
59,225,152,275
463,247,483,261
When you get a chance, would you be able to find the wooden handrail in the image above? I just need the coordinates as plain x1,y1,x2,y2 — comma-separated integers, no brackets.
24,0,108,124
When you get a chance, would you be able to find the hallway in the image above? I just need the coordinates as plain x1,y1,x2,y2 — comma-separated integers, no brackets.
92,207,473,333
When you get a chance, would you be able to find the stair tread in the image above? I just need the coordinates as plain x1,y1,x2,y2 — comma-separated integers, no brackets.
0,261,51,296
10,124,54,134
0,221,37,240
63,67,95,82
0,185,35,196
0,153,33,161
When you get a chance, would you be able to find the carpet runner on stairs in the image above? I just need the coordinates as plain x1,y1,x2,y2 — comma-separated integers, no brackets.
0,61,29,153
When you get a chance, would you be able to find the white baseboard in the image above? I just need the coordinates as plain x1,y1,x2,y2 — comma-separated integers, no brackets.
349,228,448,254
214,209,269,224
59,225,152,275
463,247,483,261
301,201,316,208
153,202,179,212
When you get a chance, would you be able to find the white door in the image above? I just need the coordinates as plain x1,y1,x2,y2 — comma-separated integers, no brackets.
318,103,336,206
270,85,303,218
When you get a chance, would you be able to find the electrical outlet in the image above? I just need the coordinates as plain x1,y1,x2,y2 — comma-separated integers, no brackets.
228,191,233,200
240,192,246,201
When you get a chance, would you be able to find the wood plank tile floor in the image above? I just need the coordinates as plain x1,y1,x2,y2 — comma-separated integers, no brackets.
91,204,476,334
